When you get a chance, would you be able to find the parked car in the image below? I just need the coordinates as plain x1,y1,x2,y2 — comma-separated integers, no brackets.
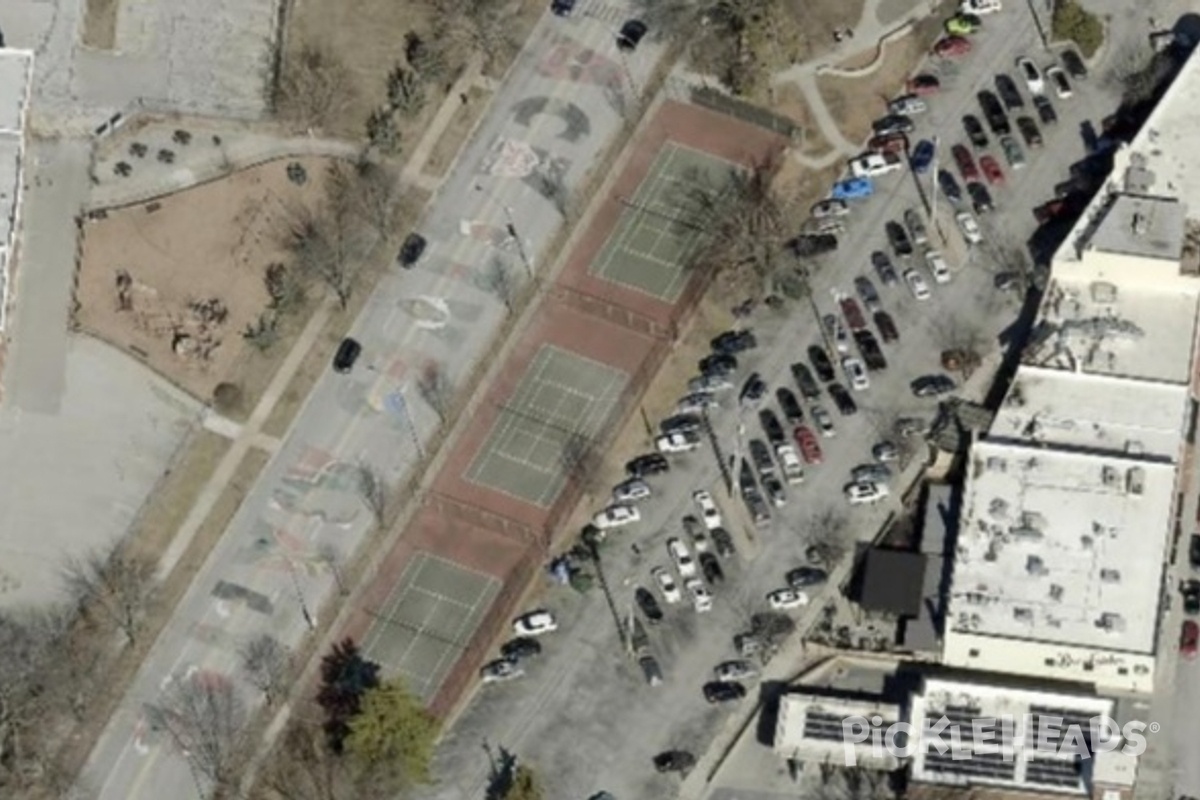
667,537,697,579
952,144,979,182
1017,57,1045,95
703,681,747,703
550,0,577,15
693,489,724,530
904,268,931,300
1182,620,1199,659
829,382,860,414
945,14,979,35
873,440,900,462
933,36,972,58
872,251,899,285
698,352,738,378
481,658,524,683
793,425,823,464
740,372,767,404
655,430,701,454
686,578,713,613
397,232,428,268
962,115,989,148
759,409,786,446
762,474,787,508
907,74,942,95
676,391,718,415
711,329,758,355
1060,49,1088,80
660,413,701,435
844,481,890,505
956,211,983,244
653,566,683,603
501,637,542,662
787,566,829,587
841,357,869,392
830,178,874,201
888,94,928,116
960,0,1001,12
638,654,663,686
714,660,758,682
711,528,736,558
616,19,648,51
874,311,899,343
1033,95,1058,126
872,114,914,136
767,588,810,610
911,374,958,397
1001,135,1027,169
1189,533,1200,569
776,387,805,424
687,374,733,394
626,453,669,478
825,314,850,354
855,276,882,313
1182,580,1200,615
904,208,929,247
910,139,936,174
593,504,640,529
1046,65,1072,98
332,337,362,373
635,587,664,624
852,463,894,484
812,405,836,437
850,152,904,178
775,443,806,484
977,90,1010,135
938,169,963,206
980,155,1005,186
794,233,840,256
808,346,836,383
854,329,887,371
968,182,994,215
925,250,952,284
513,610,558,636
653,751,696,774
995,73,1024,109
1017,116,1043,148
812,199,849,218
792,361,823,398
683,515,710,553
885,220,914,257
840,296,868,331
868,133,910,154
613,478,651,504
749,439,776,477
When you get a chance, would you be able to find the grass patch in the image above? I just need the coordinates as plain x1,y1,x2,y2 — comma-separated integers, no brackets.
81,0,119,50
1052,0,1104,59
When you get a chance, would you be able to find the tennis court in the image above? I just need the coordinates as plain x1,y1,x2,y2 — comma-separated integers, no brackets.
361,552,500,701
465,345,627,507
589,143,736,301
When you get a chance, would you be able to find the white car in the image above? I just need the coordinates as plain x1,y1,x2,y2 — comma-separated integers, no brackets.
767,588,810,611
612,479,651,504
512,610,558,636
667,537,697,579
593,504,640,529
1017,57,1044,96
888,95,927,116
824,314,850,354
849,152,903,179
656,431,700,454
956,211,983,244
652,566,682,604
692,489,723,530
903,269,931,301
775,444,805,485
714,660,759,681
1046,65,1072,99
812,405,836,437
960,0,1001,13
480,658,525,683
686,578,713,613
841,356,870,392
844,481,890,505
925,250,952,284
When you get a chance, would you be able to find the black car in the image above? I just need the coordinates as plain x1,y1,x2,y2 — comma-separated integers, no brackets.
500,637,542,661
938,169,963,205
616,19,648,51
699,353,737,377
977,90,1010,135
1190,534,1200,569
874,311,899,343
653,751,696,773
660,414,701,435
635,587,664,624
712,329,758,355
962,115,989,148
550,0,577,15
740,372,767,404
793,233,839,257
885,220,913,257
749,439,775,476
807,346,835,383
872,114,914,136
1017,116,1043,148
828,383,858,416
787,566,829,587
700,553,725,584
711,527,736,558
332,337,362,373
967,182,994,215
1182,580,1200,615
911,374,957,397
995,73,1024,109
759,409,786,446
626,453,669,478
397,232,427,268
776,387,805,424
871,251,899,286
1060,49,1088,80
790,362,821,399
703,681,747,703
1033,95,1058,126
853,329,887,371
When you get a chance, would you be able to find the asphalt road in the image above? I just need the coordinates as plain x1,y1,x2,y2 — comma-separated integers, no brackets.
413,8,1142,800
75,4,668,798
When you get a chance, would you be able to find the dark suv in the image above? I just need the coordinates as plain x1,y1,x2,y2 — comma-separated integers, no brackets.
962,115,989,149
885,221,913,257
995,73,1024,109
977,90,1010,135
332,337,362,373
807,345,836,382
397,233,427,268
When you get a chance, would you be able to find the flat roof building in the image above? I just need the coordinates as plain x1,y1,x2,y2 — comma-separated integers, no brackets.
774,690,903,771
0,49,33,333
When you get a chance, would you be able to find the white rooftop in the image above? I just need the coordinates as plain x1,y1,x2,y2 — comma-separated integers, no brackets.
775,692,902,770
1021,275,1198,383
948,440,1174,655
990,365,1189,459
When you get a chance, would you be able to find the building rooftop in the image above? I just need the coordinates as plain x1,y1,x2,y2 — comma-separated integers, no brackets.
990,366,1189,460
1021,276,1198,383
859,549,925,617
774,690,902,770
948,440,1174,655
1085,194,1184,261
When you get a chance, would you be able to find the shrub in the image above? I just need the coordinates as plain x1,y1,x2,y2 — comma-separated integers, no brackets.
1052,0,1104,58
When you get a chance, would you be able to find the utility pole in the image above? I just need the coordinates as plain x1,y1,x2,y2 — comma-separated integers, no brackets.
502,205,535,280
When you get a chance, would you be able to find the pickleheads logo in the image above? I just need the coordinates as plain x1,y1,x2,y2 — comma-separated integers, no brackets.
840,714,1155,766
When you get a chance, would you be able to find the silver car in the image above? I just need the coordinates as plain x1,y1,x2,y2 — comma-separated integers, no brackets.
714,660,759,681
852,463,893,484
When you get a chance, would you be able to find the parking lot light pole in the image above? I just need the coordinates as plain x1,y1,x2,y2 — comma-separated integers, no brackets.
502,205,535,280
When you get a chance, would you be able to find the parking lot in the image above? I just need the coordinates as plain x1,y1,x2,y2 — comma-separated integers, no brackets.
416,7,1136,800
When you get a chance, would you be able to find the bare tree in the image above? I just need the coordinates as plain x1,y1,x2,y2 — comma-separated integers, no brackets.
807,507,853,569
933,313,991,380
62,548,156,644
679,157,795,300
558,432,607,498
261,714,400,800
239,634,292,706
479,257,520,312
275,45,356,133
354,462,387,528
339,159,406,240
427,0,522,77
150,670,248,794
386,65,426,117
365,108,400,155
416,361,454,422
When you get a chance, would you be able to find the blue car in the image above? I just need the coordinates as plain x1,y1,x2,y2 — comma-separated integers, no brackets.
910,140,935,174
831,177,874,200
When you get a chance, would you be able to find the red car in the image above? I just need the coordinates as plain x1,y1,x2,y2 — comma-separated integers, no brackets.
840,297,867,332
1182,620,1199,659
794,425,823,465
952,144,979,182
980,155,1005,186
933,36,972,58
868,133,908,154
907,74,941,96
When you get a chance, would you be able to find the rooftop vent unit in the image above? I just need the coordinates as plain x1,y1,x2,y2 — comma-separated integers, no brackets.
1026,555,1049,576
1089,281,1118,303
986,456,1008,472
1126,441,1145,457
1131,212,1149,237
1049,584,1065,602
1021,511,1047,528
1124,165,1156,194
1011,525,1044,542
1014,607,1035,623
1100,568,1121,583
1081,535,1094,549
1127,467,1145,495
988,498,1010,519
1096,612,1126,633
1102,465,1120,487
1046,614,1062,628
